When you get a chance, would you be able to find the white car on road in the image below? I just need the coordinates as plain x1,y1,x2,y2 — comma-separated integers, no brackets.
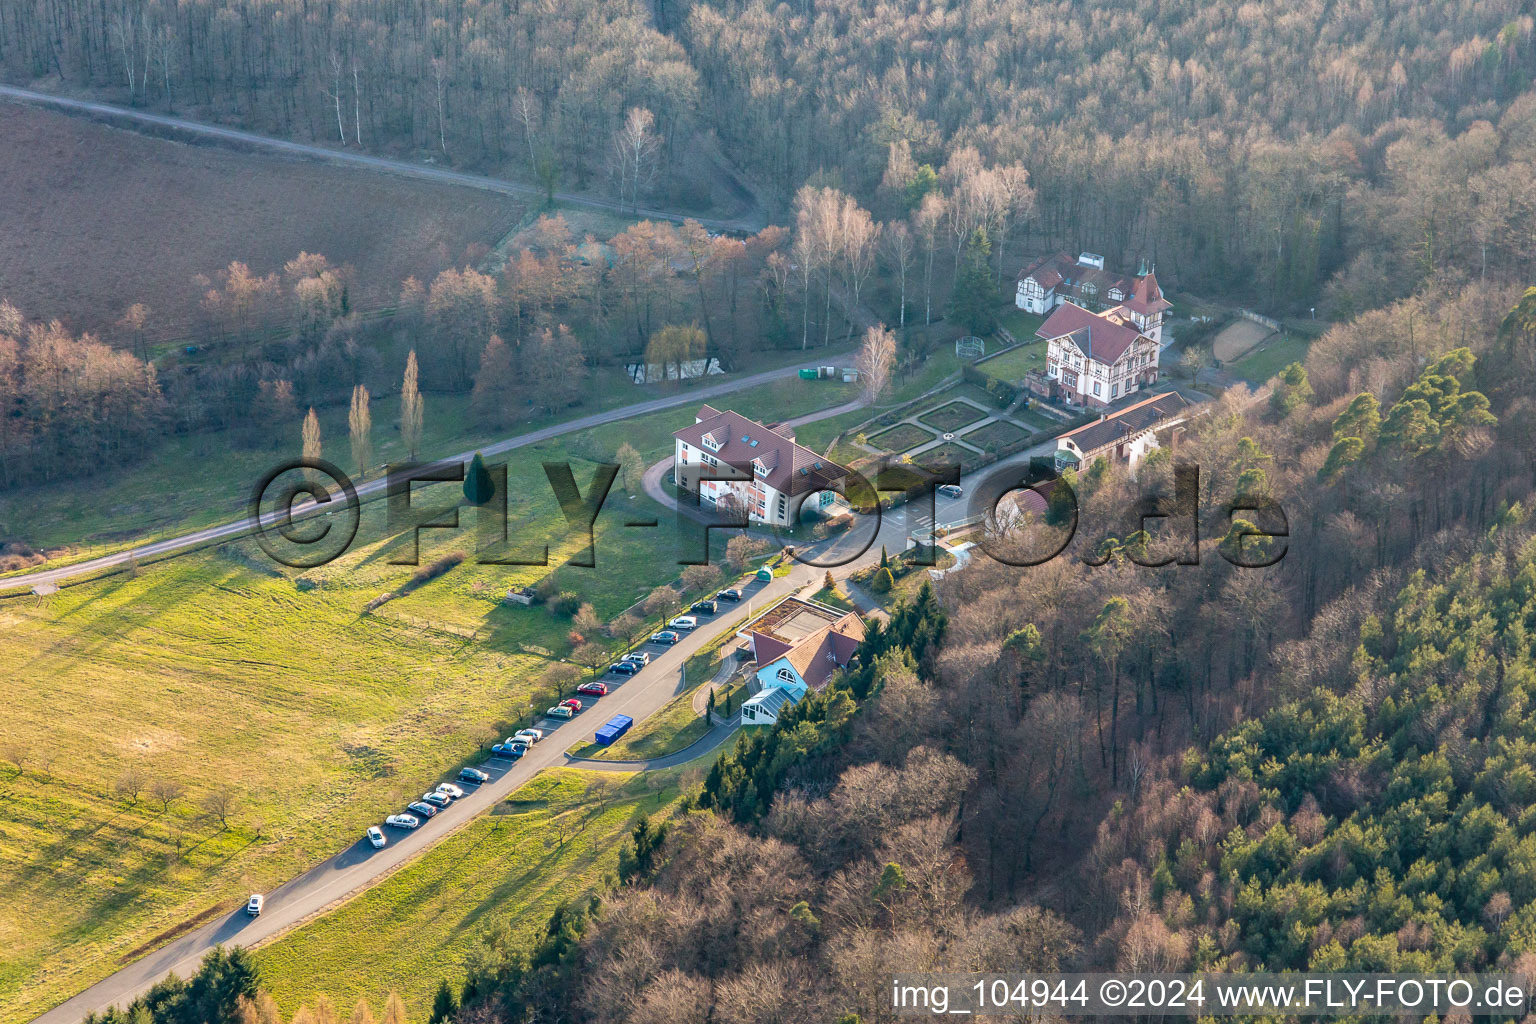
367,826,386,848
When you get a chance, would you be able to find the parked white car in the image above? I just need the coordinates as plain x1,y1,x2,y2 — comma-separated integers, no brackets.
515,728,543,744
436,783,465,799
366,826,386,848
545,705,574,719
668,615,698,630
385,813,420,829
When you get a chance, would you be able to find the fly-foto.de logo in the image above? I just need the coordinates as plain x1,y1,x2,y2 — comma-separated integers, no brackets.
247,457,1288,571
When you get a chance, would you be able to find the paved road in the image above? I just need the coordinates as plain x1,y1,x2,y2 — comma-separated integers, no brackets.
564,714,741,772
4,353,853,593
29,555,841,1024
0,85,768,234
25,399,1148,1024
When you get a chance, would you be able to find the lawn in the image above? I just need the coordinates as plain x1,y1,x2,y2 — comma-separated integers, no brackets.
974,339,1048,381
995,307,1047,343
810,584,856,612
254,769,681,1019
867,424,936,454
0,362,871,1020
574,689,712,762
1228,332,1313,384
961,420,1029,452
918,401,988,433
1013,404,1062,431
792,405,870,455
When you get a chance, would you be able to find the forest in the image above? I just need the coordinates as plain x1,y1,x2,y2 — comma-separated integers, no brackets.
7,0,1536,1018
400,289,1536,1024
4,0,1536,310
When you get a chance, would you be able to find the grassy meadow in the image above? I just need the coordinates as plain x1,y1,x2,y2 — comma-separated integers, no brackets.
253,769,683,1019
0,371,866,1022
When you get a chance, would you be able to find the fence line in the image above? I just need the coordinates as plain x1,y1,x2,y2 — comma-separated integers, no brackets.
1238,309,1281,333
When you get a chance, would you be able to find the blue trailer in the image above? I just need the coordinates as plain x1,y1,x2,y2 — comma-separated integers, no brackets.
594,714,634,746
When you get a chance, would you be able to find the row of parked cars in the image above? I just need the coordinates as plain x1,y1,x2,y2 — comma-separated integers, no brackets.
246,581,756,916
611,591,737,673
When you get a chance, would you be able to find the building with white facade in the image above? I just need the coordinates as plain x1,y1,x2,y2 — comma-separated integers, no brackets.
736,597,865,727
1016,252,1172,347
673,406,848,526
1053,392,1190,473
1039,302,1163,409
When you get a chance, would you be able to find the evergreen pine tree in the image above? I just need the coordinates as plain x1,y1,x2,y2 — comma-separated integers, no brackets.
463,452,495,506
428,981,458,1024
946,228,997,335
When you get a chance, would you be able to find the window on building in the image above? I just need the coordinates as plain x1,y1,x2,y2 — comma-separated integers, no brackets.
1112,382,1119,397
777,667,794,682
1093,382,1101,396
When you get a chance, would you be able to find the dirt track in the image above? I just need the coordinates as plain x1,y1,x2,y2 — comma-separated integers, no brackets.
1212,318,1275,362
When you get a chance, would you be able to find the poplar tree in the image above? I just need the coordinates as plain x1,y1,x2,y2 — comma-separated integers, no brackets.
348,384,372,478
400,350,424,460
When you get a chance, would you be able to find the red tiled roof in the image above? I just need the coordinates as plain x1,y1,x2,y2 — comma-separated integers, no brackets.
773,612,867,690
1122,271,1172,315
675,407,847,497
1037,302,1149,366
751,633,795,666
1018,251,1135,302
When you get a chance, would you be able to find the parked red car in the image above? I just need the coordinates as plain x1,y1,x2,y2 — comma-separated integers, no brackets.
560,698,584,711
576,681,608,697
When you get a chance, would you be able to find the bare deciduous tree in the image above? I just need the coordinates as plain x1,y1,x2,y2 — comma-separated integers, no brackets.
348,385,372,479
400,350,424,460
610,107,661,213
200,787,238,828
114,766,148,805
151,778,186,813
856,324,897,406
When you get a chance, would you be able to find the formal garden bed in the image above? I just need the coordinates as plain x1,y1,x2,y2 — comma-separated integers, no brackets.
961,419,1030,452
868,423,937,452
911,441,975,469
918,400,988,433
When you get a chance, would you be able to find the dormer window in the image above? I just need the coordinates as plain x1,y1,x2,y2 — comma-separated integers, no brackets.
701,433,720,452
754,459,769,477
